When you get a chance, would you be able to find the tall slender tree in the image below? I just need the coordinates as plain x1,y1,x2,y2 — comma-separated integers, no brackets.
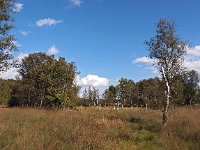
0,0,17,72
145,19,187,126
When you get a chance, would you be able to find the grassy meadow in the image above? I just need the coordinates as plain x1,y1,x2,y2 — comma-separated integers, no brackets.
0,107,199,150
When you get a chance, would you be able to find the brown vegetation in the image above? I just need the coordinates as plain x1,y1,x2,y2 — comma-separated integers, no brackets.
0,106,199,150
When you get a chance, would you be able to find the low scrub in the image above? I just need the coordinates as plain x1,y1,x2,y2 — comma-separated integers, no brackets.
0,107,199,150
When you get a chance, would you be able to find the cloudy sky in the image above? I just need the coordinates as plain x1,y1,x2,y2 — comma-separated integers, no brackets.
1,0,200,91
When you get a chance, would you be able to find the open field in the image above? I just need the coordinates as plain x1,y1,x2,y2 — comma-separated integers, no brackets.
0,107,199,150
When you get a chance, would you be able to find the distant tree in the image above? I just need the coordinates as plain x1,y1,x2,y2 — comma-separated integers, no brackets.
91,87,100,106
195,86,200,104
135,78,164,109
0,78,11,105
171,76,185,106
87,87,93,105
116,78,135,107
0,0,17,72
183,70,199,106
81,87,100,106
103,85,117,106
145,19,187,126
81,88,90,106
170,70,199,106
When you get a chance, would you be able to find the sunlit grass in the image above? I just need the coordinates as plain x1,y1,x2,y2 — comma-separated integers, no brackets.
0,106,199,150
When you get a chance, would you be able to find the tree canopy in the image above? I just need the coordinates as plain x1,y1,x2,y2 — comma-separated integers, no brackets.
11,52,80,108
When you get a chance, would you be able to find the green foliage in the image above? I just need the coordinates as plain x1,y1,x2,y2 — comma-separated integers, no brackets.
135,78,164,108
146,19,187,79
103,77,170,109
171,70,200,106
116,78,135,106
183,70,199,105
0,78,11,105
145,18,187,89
81,86,100,106
145,18,187,125
13,52,79,108
103,85,117,105
0,0,17,71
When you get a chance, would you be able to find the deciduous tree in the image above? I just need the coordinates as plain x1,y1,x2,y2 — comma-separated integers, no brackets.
145,19,187,126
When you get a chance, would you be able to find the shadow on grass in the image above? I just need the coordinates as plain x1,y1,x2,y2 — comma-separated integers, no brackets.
129,117,163,150
130,117,162,133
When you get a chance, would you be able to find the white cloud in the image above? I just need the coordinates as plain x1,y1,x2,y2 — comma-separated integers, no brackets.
187,46,200,57
184,45,200,74
20,31,30,36
13,41,21,47
17,53,29,61
77,74,109,88
133,56,155,64
13,3,23,12
36,18,62,27
133,56,157,74
48,45,59,55
0,68,19,80
70,0,82,7
0,53,28,80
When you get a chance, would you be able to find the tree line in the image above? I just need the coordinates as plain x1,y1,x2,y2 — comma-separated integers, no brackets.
1,67,199,109
80,74,200,109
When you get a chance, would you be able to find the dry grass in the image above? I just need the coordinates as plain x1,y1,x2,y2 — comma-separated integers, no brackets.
161,106,200,150
0,106,199,150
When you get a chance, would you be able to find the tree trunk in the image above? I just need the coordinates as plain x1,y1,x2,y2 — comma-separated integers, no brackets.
131,99,133,107
96,99,99,107
161,67,170,127
40,100,43,108
145,103,148,109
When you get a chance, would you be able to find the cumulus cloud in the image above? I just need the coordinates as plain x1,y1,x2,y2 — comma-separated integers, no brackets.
133,56,157,74
0,68,19,80
184,45,200,73
36,18,62,27
0,53,29,80
77,74,109,88
187,45,200,57
48,45,59,55
13,3,23,12
20,31,30,36
70,0,82,7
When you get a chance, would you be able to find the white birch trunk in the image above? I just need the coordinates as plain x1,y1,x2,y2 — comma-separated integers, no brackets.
40,100,43,108
161,67,170,127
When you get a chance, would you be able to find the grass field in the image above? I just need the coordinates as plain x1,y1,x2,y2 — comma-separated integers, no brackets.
0,107,199,150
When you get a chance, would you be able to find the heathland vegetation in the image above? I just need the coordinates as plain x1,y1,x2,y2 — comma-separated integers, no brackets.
0,107,200,150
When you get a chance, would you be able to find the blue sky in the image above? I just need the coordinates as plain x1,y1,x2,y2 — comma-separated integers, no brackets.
1,0,200,90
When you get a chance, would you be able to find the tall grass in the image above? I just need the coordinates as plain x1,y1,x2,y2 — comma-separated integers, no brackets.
161,107,200,150
0,106,199,150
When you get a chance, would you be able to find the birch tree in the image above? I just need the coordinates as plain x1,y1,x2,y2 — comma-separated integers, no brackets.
145,19,187,126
